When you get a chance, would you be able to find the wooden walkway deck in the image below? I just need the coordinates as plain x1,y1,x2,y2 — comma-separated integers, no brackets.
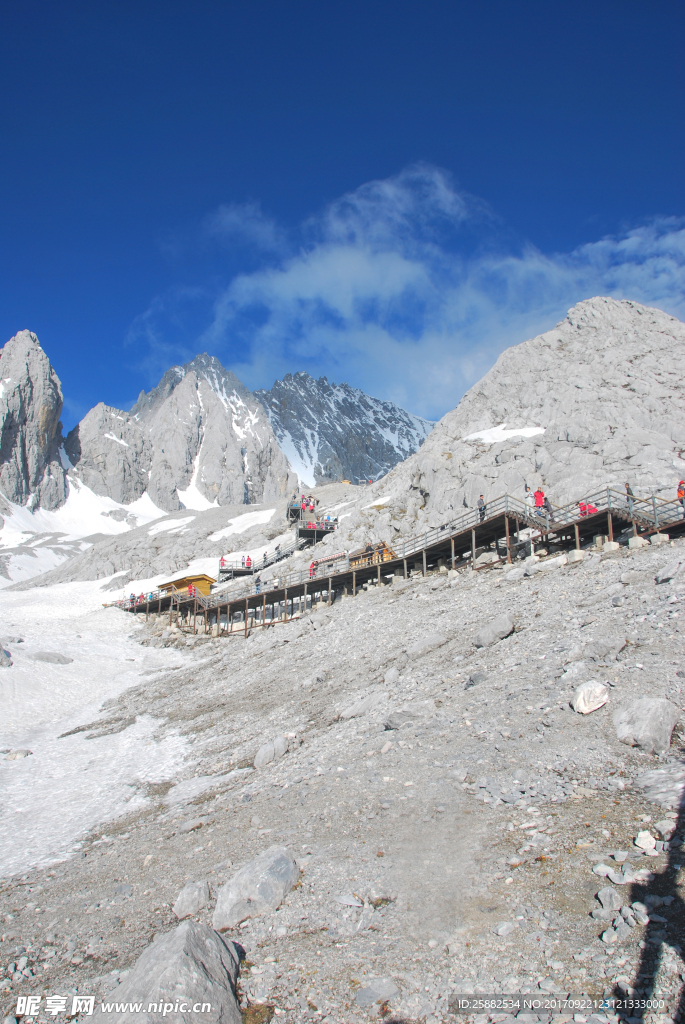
116,487,685,636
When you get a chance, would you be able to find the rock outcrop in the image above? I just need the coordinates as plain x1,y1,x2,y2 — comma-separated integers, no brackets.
0,330,67,510
325,298,685,550
255,370,433,486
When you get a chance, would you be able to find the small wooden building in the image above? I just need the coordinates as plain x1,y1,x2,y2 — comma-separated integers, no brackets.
159,573,216,597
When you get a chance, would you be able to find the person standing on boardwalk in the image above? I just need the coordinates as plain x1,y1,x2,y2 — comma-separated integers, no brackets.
625,482,635,517
525,487,535,514
477,495,486,522
678,480,685,519
534,487,545,516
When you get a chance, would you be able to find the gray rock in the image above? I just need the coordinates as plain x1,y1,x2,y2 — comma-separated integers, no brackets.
5,749,31,760
30,651,73,665
173,880,210,920
494,922,517,936
407,632,449,660
597,886,622,911
384,710,415,730
0,648,12,668
213,845,299,931
354,977,399,1007
254,741,276,768
340,691,388,720
655,557,685,584
98,920,242,1024
474,614,514,648
254,736,288,768
0,330,67,510
613,697,679,754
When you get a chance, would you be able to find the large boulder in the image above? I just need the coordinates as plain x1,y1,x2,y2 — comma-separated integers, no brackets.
340,691,388,720
474,614,514,648
613,697,679,755
98,920,242,1024
213,845,299,932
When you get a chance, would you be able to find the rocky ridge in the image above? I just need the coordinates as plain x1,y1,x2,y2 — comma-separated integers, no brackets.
0,331,67,512
255,371,433,486
318,297,685,557
65,353,298,513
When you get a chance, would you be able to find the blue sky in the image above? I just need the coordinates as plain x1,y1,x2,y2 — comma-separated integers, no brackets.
1,1,684,427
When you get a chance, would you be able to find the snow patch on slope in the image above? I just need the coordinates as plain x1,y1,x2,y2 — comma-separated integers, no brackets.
464,424,545,444
207,507,276,542
0,581,188,876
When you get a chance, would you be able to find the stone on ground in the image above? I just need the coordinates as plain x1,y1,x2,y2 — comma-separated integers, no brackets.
98,920,242,1023
173,880,210,920
31,651,73,664
0,648,12,667
213,845,299,931
340,691,387,720
474,613,514,648
612,697,679,754
407,632,449,659
355,977,399,1007
571,681,609,714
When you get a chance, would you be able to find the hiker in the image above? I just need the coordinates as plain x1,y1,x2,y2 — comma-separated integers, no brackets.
246,555,252,569
534,487,545,516
477,495,486,522
263,551,268,564
255,575,261,594
241,555,246,568
220,556,226,568
678,480,685,519
525,488,535,514
309,561,316,579
543,494,554,522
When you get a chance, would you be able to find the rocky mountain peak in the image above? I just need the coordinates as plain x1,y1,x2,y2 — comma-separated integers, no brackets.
255,371,433,486
0,329,67,510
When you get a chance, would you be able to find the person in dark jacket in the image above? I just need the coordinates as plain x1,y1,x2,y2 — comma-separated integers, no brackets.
477,495,486,522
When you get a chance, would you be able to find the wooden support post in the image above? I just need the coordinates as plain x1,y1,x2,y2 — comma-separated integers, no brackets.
516,517,520,543
451,536,455,569
284,588,288,622
422,549,427,576
633,519,638,537
377,565,381,584
328,577,332,605
262,594,265,627
607,512,614,543
303,582,307,614
471,527,476,565
574,523,580,550
193,599,197,634
402,558,407,579
244,598,248,638
157,597,161,615
146,600,149,622
505,516,512,564
352,571,356,597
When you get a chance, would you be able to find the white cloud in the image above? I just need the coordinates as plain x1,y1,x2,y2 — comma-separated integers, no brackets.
132,166,685,420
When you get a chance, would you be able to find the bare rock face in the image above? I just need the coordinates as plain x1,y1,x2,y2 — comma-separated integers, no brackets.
255,371,433,485
67,354,298,512
64,402,152,504
613,696,679,754
0,330,67,510
338,298,685,541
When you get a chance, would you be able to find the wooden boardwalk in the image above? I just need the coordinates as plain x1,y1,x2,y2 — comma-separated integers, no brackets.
116,487,685,636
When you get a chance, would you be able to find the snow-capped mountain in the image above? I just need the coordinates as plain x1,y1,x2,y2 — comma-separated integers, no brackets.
254,371,434,486
65,354,297,512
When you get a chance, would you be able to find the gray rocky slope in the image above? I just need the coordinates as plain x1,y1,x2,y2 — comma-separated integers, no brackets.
0,330,67,511
255,371,433,486
3,534,685,1023
295,297,685,559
